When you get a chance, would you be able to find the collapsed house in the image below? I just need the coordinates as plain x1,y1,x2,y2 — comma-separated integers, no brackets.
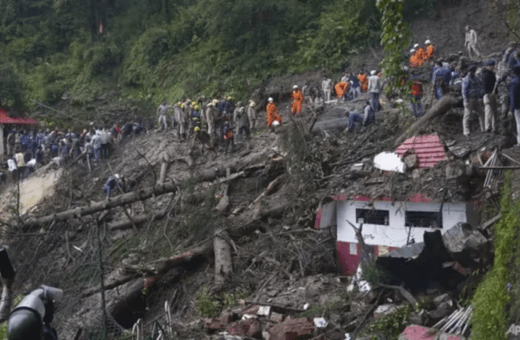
316,133,503,280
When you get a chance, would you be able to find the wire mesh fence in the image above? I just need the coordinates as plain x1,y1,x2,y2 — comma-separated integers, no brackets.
3,210,176,340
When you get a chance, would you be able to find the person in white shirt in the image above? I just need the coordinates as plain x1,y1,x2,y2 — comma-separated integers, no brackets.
322,76,332,103
465,26,481,60
367,70,383,112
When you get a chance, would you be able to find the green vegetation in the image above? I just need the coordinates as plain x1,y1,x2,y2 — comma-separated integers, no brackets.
360,304,415,340
471,173,520,340
195,287,250,318
0,0,448,112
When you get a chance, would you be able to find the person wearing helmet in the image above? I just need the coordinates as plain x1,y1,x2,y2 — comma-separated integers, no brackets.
192,126,217,158
414,44,425,66
409,49,420,68
425,40,434,62
247,101,257,133
156,100,170,132
266,98,282,131
291,85,304,115
225,96,235,116
368,70,383,112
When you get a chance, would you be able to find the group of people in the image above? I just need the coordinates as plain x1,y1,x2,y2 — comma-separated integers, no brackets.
1,122,146,183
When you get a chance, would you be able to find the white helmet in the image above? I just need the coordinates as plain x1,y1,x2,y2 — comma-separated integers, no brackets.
410,49,416,53
250,101,255,107
370,70,377,75
413,43,419,48
268,97,274,102
293,85,298,89
425,40,431,45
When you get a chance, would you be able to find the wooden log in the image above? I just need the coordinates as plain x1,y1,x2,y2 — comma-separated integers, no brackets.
395,95,458,146
214,230,233,285
22,182,179,228
108,213,165,231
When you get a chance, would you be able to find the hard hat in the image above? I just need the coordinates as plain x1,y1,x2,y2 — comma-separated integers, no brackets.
194,126,201,132
181,104,186,108
212,99,218,105
371,70,376,75
177,102,182,106
194,105,200,110
227,96,232,100
272,121,280,127
268,97,274,102
410,49,416,53
414,43,419,48
425,40,431,45
250,101,255,107
293,85,298,89
192,101,197,106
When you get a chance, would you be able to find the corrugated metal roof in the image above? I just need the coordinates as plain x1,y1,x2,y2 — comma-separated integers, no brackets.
0,110,39,125
395,135,448,169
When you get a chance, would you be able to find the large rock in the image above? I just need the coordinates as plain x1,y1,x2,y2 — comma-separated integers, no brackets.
267,318,315,340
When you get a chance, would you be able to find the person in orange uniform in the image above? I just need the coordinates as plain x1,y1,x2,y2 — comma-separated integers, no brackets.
414,43,425,67
291,85,304,115
335,80,348,99
358,70,368,93
425,40,434,62
409,49,421,68
266,97,282,131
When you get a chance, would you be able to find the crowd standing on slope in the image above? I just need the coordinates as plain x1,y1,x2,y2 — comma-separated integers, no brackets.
4,26,520,188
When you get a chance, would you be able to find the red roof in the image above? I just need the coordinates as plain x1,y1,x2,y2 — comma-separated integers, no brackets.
395,135,447,169
0,109,39,125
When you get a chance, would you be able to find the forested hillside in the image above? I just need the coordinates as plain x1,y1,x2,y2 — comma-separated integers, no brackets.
0,0,447,111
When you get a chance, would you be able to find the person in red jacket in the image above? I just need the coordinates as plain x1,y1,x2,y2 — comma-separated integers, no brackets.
409,73,423,118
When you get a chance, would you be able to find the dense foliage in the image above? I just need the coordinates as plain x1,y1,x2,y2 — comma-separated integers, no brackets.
0,0,444,109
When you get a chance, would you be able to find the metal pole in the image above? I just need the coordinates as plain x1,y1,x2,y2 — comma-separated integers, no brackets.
96,217,108,338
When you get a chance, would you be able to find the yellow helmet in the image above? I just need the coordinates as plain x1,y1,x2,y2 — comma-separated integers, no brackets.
181,104,186,108
177,102,182,106
194,105,200,110
227,96,232,100
192,101,197,106
194,126,201,132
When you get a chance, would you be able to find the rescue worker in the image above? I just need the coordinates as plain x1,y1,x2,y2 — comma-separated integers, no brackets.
222,121,234,154
205,100,217,138
322,76,332,102
156,101,170,131
291,85,304,115
235,105,250,141
266,97,282,132
192,126,217,157
409,73,424,118
247,101,257,133
462,65,485,136
334,80,348,99
432,60,452,99
367,70,383,112
465,26,481,60
414,43,426,66
425,40,434,62
358,70,368,93
482,59,498,133
174,102,186,140
91,129,102,161
409,49,421,68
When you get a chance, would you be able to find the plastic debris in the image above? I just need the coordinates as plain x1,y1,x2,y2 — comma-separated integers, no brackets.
373,152,406,173
313,318,328,328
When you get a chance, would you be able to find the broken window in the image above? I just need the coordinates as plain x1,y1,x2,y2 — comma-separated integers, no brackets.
356,209,389,225
405,211,443,228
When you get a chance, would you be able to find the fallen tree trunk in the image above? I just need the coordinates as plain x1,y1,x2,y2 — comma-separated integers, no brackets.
214,230,233,284
81,242,213,298
395,95,458,146
22,182,179,228
108,213,165,231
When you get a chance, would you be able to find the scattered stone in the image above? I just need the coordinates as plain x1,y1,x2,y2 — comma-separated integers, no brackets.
270,312,284,323
267,318,315,340
227,319,261,338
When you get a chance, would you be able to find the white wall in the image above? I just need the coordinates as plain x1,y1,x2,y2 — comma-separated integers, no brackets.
336,200,475,248
0,124,4,155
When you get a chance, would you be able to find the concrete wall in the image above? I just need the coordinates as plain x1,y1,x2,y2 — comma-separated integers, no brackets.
336,200,477,248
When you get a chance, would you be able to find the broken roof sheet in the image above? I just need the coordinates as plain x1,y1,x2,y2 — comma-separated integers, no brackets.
0,109,39,125
396,135,447,169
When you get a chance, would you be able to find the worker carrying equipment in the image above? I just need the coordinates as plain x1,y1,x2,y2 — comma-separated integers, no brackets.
8,285,63,340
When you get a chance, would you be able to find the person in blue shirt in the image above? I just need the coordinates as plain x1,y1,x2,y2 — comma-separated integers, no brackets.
462,65,485,136
509,66,520,144
432,60,451,99
345,102,374,132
